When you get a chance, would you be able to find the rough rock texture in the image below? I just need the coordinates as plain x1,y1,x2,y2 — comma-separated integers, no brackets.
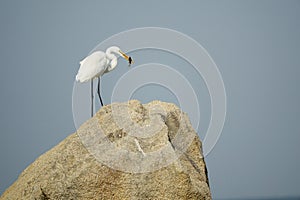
1,100,211,200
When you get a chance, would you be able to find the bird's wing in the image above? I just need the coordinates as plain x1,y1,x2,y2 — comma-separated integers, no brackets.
76,51,108,82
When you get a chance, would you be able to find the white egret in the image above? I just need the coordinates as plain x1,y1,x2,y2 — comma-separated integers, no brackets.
76,46,133,117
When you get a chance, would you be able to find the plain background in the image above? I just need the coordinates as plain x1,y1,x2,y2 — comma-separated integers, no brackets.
1,1,300,199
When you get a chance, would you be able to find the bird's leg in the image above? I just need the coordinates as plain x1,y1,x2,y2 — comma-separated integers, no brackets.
97,77,104,107
91,79,94,117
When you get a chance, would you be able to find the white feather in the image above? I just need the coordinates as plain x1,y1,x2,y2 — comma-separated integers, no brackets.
76,51,108,83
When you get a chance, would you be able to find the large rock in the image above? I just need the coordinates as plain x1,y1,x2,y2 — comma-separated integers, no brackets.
1,100,211,199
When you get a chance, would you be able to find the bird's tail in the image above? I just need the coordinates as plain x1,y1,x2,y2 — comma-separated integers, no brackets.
76,73,89,83
75,74,83,82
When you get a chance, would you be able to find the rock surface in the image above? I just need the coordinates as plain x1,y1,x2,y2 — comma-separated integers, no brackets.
1,100,211,200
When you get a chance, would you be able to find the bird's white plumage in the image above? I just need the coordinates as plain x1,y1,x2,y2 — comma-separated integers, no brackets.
76,51,108,83
76,46,130,83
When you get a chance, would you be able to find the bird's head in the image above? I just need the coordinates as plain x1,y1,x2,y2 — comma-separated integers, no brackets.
119,50,134,66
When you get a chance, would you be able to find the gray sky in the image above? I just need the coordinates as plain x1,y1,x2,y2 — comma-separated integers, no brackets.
1,1,300,199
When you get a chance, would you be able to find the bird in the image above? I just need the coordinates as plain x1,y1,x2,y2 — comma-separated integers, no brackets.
76,46,134,117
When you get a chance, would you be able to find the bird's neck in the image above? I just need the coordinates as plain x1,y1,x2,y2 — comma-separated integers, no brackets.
105,47,120,73
105,58,117,73
106,48,119,60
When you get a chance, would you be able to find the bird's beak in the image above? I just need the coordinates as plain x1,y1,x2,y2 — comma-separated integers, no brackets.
119,50,134,66
119,50,129,60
